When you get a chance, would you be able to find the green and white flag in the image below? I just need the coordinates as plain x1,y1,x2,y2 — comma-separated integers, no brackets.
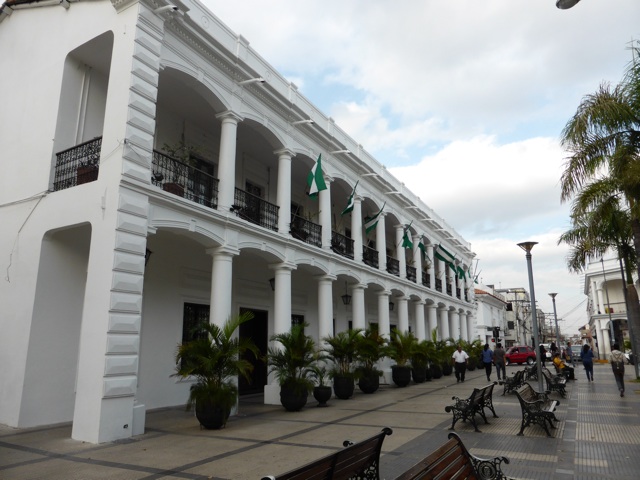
307,154,327,198
457,265,466,280
341,180,358,216
418,241,430,263
364,202,385,234
401,222,413,249
434,244,456,273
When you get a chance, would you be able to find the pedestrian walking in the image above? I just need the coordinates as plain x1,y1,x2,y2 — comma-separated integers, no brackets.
581,344,594,381
451,344,469,383
610,343,627,397
550,341,558,355
494,342,506,382
566,341,575,366
481,343,494,381
539,343,547,367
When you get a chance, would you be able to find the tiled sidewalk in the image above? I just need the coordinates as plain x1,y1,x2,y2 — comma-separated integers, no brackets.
1,362,638,479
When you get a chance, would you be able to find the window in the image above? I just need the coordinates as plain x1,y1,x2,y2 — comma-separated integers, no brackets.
182,303,209,343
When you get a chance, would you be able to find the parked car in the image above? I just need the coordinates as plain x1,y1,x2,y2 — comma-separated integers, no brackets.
571,345,583,362
505,346,536,365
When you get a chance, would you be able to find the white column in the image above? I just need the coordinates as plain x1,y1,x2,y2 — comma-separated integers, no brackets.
395,224,406,279
597,283,605,314
377,291,391,339
352,284,366,331
601,325,611,357
468,315,475,340
275,149,294,234
206,246,239,327
376,212,387,272
265,262,296,405
397,296,409,333
427,303,438,339
216,111,242,211
438,306,450,339
414,300,426,341
460,311,468,341
317,275,335,341
450,309,460,340
352,195,363,262
319,178,332,249
426,244,435,289
412,234,422,284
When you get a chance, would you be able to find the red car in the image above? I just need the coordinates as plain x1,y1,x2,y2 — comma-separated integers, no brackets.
505,345,536,365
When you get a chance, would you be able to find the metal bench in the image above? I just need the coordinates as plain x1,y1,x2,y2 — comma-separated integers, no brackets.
445,382,498,433
395,432,514,480
542,366,567,397
502,369,525,395
515,383,559,437
261,427,392,480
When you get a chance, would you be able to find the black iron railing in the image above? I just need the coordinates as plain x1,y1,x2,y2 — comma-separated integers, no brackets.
435,278,443,292
386,256,399,276
363,245,379,269
446,284,452,296
422,271,430,288
232,188,279,231
456,288,461,299
53,137,102,191
152,150,219,209
331,231,354,259
406,266,417,283
290,214,322,247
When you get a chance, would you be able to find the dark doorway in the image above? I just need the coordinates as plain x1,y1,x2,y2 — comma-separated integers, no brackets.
239,308,268,395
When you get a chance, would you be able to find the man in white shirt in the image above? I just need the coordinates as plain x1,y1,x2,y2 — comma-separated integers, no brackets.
451,345,470,383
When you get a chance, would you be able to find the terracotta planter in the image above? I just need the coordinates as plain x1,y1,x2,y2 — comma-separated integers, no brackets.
76,165,98,185
163,182,185,197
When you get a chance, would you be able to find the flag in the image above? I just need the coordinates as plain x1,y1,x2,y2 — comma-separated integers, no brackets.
364,202,385,234
418,241,428,261
457,265,466,280
307,154,327,198
434,244,456,272
341,180,358,216
401,222,413,249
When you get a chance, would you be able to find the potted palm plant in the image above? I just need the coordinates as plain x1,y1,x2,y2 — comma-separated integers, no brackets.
310,350,332,407
410,339,433,383
323,329,362,399
354,326,386,394
173,311,259,429
267,323,316,411
385,329,416,387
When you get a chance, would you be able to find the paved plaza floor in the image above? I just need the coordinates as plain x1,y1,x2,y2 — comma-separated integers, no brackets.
1,362,639,479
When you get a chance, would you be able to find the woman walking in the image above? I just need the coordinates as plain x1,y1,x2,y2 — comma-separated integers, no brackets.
581,344,594,381
494,343,506,382
481,344,494,382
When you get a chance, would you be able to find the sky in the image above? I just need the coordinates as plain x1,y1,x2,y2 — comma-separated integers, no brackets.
202,0,640,335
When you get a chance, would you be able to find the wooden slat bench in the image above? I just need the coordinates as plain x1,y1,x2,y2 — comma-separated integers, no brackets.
395,432,515,480
515,383,559,437
541,366,567,398
502,369,525,396
445,382,498,433
261,427,392,480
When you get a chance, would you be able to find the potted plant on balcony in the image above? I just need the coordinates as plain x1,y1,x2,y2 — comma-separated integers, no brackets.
354,326,386,394
385,329,416,387
160,140,200,197
173,311,259,430
267,323,316,412
323,329,362,399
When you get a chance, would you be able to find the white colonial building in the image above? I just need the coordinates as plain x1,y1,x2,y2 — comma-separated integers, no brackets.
473,285,508,346
0,0,475,444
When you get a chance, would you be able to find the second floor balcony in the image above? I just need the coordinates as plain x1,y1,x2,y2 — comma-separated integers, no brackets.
406,265,416,283
331,231,354,259
422,271,430,288
386,256,399,276
363,245,379,269
53,137,102,191
232,188,279,231
290,214,322,248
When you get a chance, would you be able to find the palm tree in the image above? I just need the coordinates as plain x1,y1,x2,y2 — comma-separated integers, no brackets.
560,41,640,369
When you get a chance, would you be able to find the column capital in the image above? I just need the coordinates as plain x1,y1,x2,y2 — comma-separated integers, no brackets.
274,148,296,158
377,290,392,298
269,261,297,273
315,273,337,283
216,110,244,123
205,245,240,257
412,299,426,306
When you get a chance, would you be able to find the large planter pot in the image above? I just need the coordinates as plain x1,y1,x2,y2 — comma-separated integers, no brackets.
391,365,412,387
333,375,355,399
280,383,309,412
467,358,477,371
425,365,433,382
441,363,453,376
430,364,443,379
358,371,380,394
76,165,99,185
411,366,427,384
195,402,231,430
313,386,332,407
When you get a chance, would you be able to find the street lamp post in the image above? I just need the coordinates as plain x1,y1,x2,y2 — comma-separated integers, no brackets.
549,293,560,349
518,241,544,392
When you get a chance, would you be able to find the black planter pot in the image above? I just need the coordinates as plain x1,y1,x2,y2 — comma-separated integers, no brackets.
441,363,453,376
280,384,309,411
333,375,355,399
425,365,433,381
411,366,427,384
430,364,443,379
313,386,332,407
195,402,231,430
391,365,412,387
358,371,380,394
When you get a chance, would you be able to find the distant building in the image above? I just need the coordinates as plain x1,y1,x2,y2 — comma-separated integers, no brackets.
474,285,508,346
